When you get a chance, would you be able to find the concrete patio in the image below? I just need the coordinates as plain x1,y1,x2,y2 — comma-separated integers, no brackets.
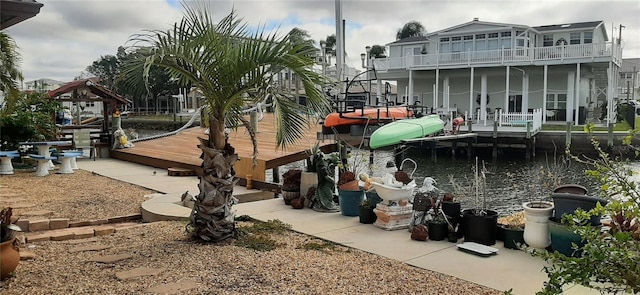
77,158,601,295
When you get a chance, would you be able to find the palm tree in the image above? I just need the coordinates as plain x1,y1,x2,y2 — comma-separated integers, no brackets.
396,21,427,40
122,2,330,242
369,45,386,58
0,32,24,114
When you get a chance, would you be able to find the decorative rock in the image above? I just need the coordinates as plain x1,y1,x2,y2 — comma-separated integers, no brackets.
411,224,429,241
89,219,108,226
144,280,199,294
116,267,166,280
69,244,111,253
69,221,91,227
107,213,142,224
25,233,49,243
88,254,132,263
64,237,99,244
16,220,29,232
20,250,37,260
93,226,115,236
50,231,75,241
28,219,50,231
49,218,70,230
73,228,96,239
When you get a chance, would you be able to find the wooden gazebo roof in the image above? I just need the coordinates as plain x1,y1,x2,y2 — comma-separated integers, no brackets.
48,78,128,104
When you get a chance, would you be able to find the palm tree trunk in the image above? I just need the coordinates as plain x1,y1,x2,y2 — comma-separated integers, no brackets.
188,114,239,242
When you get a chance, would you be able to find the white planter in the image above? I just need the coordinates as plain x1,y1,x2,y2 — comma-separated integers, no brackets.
522,201,555,249
300,172,318,196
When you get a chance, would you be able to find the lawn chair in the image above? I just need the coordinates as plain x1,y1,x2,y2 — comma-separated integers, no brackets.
72,129,96,160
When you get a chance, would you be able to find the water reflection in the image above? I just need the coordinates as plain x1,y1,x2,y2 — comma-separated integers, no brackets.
271,147,599,217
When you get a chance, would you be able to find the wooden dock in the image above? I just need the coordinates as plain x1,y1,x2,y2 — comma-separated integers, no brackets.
110,113,336,182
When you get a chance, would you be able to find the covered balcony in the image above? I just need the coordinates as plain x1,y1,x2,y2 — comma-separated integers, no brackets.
374,42,622,71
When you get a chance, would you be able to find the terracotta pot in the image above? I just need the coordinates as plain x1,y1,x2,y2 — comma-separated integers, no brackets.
1,238,20,280
338,179,359,191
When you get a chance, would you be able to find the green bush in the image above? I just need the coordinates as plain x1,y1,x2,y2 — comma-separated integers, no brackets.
534,125,640,294
0,92,60,150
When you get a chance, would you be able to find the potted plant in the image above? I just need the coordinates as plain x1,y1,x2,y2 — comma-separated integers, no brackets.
1,207,21,280
516,155,572,249
428,209,450,241
451,158,499,246
301,142,321,196
498,212,526,250
281,169,302,205
359,199,377,224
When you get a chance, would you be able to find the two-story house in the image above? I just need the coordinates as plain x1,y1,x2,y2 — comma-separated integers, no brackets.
372,18,622,128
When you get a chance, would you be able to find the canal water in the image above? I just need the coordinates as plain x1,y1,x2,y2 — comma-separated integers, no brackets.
137,129,599,217
271,146,599,217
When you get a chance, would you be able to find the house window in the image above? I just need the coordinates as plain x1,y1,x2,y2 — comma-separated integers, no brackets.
584,32,593,44
463,35,473,40
570,32,581,45
555,38,567,46
501,32,511,37
85,101,95,107
440,37,449,42
488,33,499,50
451,36,462,52
516,30,524,36
543,35,553,47
475,34,485,39
440,42,451,53
547,93,567,109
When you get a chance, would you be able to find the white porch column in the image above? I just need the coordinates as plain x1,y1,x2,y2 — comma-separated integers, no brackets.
505,66,510,112
408,70,414,105
443,76,450,109
607,62,614,124
543,65,548,123
567,71,575,123
435,69,440,108
575,63,580,124
522,74,529,113
469,68,475,120
432,84,436,108
481,74,488,125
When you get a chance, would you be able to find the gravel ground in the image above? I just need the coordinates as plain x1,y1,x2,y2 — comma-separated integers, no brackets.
0,169,501,295
1,169,152,221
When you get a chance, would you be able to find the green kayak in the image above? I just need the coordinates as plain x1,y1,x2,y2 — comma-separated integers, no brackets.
369,115,444,149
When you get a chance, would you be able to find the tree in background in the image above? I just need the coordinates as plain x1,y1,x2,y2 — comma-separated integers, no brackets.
122,2,330,242
396,21,427,40
0,32,24,115
369,45,386,58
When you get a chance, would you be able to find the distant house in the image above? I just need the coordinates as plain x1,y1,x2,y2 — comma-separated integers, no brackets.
372,18,623,126
619,58,640,102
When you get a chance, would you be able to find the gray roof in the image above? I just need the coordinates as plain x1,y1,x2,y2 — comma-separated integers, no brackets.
388,36,428,45
621,58,640,73
533,21,602,32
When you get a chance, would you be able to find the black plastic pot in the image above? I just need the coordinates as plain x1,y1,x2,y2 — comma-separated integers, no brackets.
428,222,448,241
359,206,377,224
551,193,608,225
462,209,498,246
501,225,525,250
441,201,461,218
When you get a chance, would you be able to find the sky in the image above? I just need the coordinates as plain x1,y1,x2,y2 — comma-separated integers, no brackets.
5,0,640,83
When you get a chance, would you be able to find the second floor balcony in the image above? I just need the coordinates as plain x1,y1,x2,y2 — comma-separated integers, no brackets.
374,42,622,71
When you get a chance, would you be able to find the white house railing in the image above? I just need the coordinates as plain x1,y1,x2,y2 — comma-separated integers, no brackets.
373,42,622,71
498,108,543,131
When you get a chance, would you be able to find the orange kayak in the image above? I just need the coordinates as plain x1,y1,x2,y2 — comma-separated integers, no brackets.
324,107,413,127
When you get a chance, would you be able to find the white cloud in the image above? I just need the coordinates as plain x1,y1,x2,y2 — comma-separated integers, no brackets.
4,0,639,83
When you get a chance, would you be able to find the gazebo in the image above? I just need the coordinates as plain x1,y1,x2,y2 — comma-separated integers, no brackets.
48,78,129,145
